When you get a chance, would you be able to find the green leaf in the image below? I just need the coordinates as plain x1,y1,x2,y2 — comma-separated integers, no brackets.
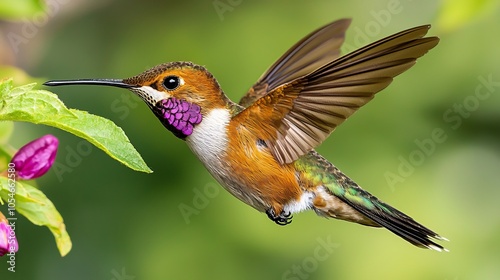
0,177,72,256
0,79,152,173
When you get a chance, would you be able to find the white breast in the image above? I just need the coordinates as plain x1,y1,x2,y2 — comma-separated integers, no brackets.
185,108,231,177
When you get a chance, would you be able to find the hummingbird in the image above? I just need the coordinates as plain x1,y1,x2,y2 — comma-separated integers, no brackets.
44,19,447,251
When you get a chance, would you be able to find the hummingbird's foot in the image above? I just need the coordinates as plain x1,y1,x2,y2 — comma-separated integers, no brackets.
266,208,293,226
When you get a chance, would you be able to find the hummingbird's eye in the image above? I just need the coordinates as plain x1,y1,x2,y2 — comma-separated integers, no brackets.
163,75,181,90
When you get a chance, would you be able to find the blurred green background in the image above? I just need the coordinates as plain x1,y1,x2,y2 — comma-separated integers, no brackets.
1,0,500,279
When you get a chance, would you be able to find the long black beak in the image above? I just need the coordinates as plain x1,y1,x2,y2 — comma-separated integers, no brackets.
43,79,136,89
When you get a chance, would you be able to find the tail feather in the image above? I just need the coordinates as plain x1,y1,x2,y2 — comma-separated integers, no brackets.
338,186,448,251
299,150,448,251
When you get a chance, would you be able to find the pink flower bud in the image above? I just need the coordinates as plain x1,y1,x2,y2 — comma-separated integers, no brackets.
0,212,18,257
10,134,59,180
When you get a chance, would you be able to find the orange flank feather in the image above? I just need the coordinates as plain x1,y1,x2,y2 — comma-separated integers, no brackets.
226,117,302,214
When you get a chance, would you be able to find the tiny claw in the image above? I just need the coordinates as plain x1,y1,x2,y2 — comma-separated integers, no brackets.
266,208,293,226
283,211,292,218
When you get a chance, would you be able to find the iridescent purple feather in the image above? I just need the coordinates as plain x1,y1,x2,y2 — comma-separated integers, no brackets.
155,98,203,138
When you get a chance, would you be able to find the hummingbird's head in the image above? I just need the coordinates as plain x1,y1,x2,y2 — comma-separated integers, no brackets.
44,62,231,139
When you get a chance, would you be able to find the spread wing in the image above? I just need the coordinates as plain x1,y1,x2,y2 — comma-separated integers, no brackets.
238,19,352,108
234,24,439,165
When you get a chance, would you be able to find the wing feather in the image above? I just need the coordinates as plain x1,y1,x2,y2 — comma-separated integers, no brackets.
236,24,439,164
239,19,352,107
